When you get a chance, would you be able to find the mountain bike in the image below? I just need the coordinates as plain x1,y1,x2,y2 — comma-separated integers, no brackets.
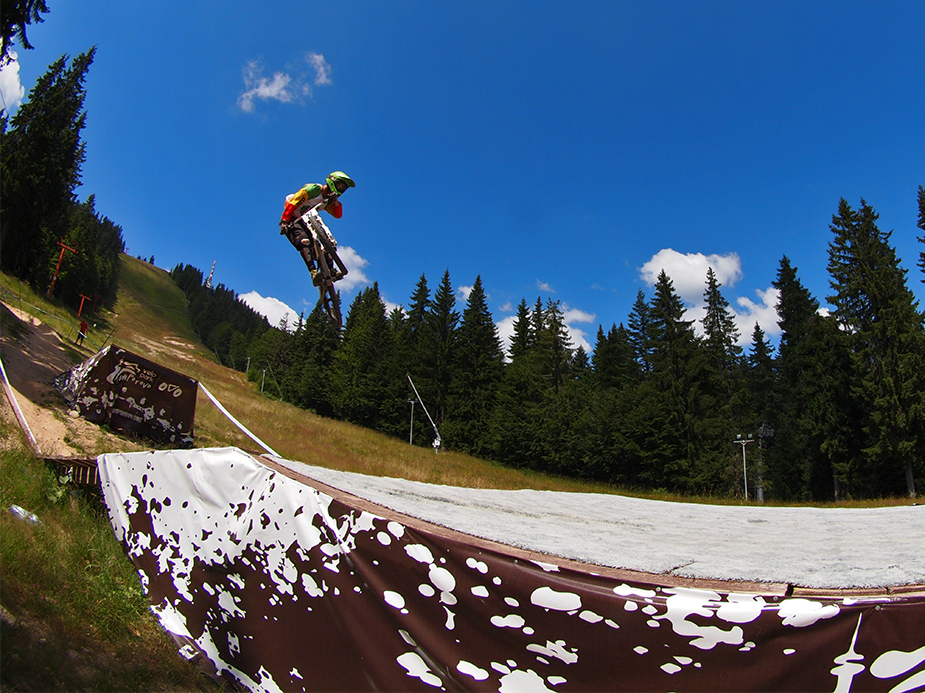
287,202,349,327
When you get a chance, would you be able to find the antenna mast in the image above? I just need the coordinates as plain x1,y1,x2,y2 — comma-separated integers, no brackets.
205,260,216,290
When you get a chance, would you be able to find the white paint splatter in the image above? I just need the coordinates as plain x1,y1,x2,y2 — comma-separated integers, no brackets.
429,565,456,592
457,660,489,680
499,668,556,692
397,651,442,688
779,599,840,627
657,588,744,650
579,610,603,623
492,614,526,629
527,640,578,665
467,557,489,574
531,586,581,612
471,585,490,598
870,644,925,680
613,583,656,599
532,560,560,572
301,574,323,598
718,594,766,624
384,590,405,610
405,544,434,564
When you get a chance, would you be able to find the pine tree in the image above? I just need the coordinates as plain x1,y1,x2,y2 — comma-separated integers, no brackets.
592,323,638,390
535,300,573,394
56,195,124,309
419,270,459,427
627,289,653,375
917,186,924,283
645,270,706,491
698,267,748,490
1,0,49,65
770,256,822,499
287,302,340,416
745,323,776,426
1,49,95,288
445,276,504,456
329,285,392,427
827,199,924,497
701,267,742,376
508,298,533,361
795,313,861,500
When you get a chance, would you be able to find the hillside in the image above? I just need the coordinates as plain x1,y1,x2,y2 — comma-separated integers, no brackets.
2,254,638,492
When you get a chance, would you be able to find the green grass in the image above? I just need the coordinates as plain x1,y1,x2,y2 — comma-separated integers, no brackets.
0,445,217,691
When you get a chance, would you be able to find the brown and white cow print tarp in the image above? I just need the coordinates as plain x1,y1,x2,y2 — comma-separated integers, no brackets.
98,447,925,692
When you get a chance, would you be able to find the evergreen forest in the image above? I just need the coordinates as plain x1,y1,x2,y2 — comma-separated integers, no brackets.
171,189,925,502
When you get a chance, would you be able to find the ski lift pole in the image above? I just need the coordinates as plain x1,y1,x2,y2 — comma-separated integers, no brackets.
406,373,441,453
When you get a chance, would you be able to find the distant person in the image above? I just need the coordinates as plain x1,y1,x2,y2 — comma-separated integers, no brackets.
76,320,88,346
279,171,355,283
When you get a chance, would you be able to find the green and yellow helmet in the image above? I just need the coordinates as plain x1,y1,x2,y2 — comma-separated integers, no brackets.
326,171,355,194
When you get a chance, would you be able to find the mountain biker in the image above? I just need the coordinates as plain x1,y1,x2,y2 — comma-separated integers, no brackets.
279,171,355,284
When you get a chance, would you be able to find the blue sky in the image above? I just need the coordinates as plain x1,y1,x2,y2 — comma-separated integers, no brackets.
2,1,923,354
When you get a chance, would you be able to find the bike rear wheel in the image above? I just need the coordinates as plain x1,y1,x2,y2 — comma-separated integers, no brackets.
299,242,342,327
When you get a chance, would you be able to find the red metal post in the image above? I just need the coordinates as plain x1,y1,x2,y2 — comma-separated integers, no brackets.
47,241,79,297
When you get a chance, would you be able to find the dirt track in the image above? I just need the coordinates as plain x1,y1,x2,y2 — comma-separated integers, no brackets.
0,301,137,458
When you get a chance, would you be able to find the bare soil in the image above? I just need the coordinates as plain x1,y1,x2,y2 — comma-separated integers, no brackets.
0,301,146,458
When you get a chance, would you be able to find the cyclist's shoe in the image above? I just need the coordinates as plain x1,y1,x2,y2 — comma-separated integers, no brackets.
311,269,324,287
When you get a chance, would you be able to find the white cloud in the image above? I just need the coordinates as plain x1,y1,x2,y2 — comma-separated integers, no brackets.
0,51,25,115
336,246,370,292
381,297,403,316
735,287,781,340
457,285,473,303
307,52,332,85
240,291,298,331
639,248,743,304
238,53,333,113
238,61,295,113
562,305,595,354
495,313,518,357
536,279,554,293
639,248,780,345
